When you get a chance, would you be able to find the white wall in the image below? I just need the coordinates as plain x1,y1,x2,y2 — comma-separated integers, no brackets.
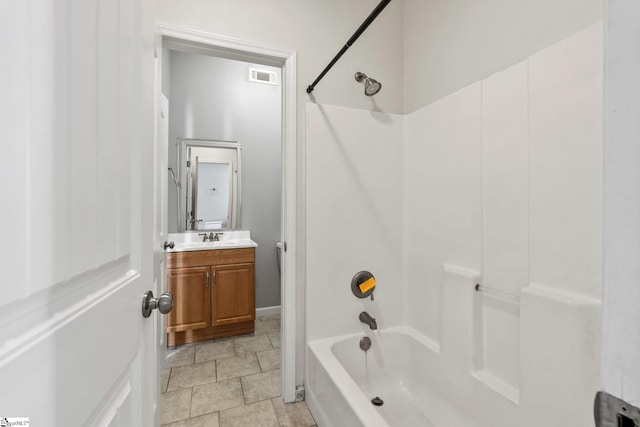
602,0,640,406
528,25,603,298
161,48,171,97
155,0,609,400
404,82,483,341
155,0,404,114
403,24,602,425
155,0,405,384
156,0,603,114
168,51,282,309
306,103,404,341
405,16,603,357
306,23,603,426
403,0,603,111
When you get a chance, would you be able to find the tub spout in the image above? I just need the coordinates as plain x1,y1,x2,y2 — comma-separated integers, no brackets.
359,312,377,330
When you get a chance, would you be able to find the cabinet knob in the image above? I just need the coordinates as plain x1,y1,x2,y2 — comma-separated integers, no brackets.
142,291,174,318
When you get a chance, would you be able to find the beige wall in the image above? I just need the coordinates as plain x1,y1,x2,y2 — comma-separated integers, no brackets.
404,0,602,112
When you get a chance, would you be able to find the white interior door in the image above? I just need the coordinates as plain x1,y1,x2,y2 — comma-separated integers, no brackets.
154,85,170,369
0,0,158,425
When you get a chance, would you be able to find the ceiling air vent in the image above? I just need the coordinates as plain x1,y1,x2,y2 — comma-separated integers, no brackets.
249,68,278,85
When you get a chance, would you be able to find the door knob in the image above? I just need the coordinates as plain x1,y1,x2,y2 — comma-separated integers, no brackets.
164,241,175,250
142,291,174,318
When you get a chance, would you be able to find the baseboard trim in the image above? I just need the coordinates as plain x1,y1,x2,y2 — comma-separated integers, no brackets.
256,305,281,317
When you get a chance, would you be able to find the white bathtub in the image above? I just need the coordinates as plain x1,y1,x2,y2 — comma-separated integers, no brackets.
307,318,599,427
306,266,600,427
307,327,480,427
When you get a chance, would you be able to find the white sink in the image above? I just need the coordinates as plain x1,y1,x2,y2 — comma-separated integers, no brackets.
166,230,257,252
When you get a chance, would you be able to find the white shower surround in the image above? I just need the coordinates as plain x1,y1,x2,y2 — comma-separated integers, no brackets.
306,23,603,426
307,266,600,427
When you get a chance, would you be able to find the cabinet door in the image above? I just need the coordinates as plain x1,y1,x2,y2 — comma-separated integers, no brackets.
167,266,211,333
211,263,256,326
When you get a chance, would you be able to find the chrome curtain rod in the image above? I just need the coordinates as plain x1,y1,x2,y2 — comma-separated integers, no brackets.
306,0,392,94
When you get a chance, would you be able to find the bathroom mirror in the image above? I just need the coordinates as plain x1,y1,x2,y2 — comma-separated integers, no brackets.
177,138,242,231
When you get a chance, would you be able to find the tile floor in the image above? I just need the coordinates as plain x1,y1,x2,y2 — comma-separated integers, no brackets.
161,314,317,427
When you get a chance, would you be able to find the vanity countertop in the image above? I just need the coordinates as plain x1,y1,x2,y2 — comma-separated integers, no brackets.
166,230,257,252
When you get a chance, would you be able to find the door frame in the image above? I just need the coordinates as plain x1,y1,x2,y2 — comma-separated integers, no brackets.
155,25,298,403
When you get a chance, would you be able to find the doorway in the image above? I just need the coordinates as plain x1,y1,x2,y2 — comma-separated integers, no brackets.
155,26,298,403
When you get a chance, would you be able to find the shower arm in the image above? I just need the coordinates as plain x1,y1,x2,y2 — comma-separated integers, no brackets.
305,0,392,94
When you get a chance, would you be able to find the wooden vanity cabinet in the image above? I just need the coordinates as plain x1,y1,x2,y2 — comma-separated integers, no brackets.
167,248,255,346
167,266,211,333
211,263,255,326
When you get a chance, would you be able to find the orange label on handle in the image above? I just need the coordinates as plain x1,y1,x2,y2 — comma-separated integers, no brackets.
359,277,376,293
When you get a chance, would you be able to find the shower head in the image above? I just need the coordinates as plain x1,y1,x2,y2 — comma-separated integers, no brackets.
355,72,382,96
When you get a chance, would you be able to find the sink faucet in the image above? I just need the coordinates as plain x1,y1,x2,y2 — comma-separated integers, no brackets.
198,232,223,242
359,312,377,330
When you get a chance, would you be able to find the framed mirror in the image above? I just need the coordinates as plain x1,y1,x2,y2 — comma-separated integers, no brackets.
177,138,242,231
